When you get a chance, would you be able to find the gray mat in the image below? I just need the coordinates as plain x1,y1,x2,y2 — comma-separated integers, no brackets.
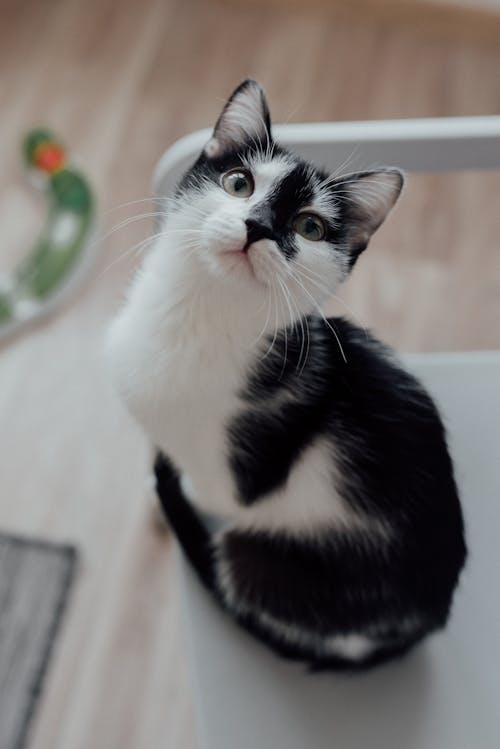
0,533,77,749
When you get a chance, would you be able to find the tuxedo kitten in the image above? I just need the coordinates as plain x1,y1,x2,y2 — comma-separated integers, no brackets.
107,80,466,669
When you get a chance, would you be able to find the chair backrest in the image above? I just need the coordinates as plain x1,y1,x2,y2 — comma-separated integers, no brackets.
154,115,500,198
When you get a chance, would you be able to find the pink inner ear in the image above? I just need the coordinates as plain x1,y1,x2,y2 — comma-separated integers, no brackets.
204,137,221,158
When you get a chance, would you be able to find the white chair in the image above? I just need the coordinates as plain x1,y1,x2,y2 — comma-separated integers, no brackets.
154,117,500,749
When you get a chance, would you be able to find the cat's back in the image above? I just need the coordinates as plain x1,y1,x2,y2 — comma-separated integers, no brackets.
319,318,467,590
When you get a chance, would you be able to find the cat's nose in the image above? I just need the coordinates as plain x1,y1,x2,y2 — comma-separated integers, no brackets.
245,216,275,247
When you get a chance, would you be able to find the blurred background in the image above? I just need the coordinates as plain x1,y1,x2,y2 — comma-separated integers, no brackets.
0,0,499,747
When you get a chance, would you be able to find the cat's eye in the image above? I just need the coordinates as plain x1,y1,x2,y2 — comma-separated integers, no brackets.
221,169,254,198
293,212,326,242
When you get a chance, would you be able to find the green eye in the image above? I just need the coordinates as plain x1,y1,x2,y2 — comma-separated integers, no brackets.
221,169,254,198
293,212,326,241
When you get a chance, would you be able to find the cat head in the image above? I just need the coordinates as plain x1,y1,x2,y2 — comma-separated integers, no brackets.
166,80,403,316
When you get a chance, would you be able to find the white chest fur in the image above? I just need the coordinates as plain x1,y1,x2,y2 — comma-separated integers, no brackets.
107,241,259,517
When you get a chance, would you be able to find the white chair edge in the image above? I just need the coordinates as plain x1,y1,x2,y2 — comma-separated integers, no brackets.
154,115,500,199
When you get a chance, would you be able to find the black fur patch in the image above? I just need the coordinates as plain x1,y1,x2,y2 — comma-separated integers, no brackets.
221,316,466,663
154,311,466,672
228,317,465,553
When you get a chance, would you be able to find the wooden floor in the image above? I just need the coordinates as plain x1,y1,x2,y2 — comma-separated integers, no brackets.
0,0,499,747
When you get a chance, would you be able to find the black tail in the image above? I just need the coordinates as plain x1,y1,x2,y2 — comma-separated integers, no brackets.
154,451,216,590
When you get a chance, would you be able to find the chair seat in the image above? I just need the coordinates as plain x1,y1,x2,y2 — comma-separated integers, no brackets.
177,350,500,749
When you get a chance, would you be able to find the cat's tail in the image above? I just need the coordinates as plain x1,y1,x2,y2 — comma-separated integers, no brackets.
154,451,216,590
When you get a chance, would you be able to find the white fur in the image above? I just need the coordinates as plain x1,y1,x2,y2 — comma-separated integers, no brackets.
254,612,376,661
231,440,390,537
325,634,375,660
107,156,358,536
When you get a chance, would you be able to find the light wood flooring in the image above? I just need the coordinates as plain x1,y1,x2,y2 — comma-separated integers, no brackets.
0,0,499,746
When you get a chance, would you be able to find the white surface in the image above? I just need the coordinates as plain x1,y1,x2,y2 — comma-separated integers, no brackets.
154,115,500,199
178,351,500,749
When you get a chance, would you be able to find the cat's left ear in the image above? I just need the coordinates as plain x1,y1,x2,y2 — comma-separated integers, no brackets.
333,168,404,259
204,79,272,158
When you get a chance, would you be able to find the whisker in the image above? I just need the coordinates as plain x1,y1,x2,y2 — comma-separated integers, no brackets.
285,264,348,364
291,260,368,338
97,230,164,279
276,276,294,380
102,197,163,216
260,277,280,362
282,277,308,375
252,286,273,348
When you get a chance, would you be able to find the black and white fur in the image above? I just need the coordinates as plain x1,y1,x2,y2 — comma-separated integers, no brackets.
107,80,466,670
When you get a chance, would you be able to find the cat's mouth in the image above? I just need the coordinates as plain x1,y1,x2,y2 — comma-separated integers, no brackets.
219,244,259,280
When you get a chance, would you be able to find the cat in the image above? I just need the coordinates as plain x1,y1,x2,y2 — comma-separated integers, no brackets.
107,80,467,670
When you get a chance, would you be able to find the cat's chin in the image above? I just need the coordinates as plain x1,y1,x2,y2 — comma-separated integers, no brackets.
215,247,267,286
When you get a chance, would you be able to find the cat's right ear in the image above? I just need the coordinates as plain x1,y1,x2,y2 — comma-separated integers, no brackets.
204,80,272,159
